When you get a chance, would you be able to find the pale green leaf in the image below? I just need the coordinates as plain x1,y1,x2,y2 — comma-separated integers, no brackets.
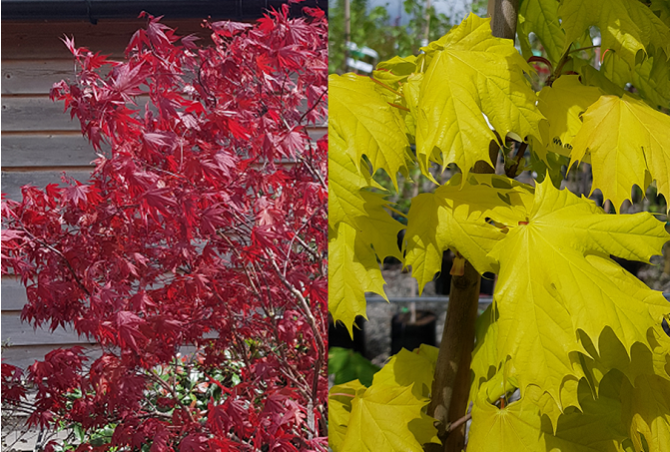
601,50,670,109
651,0,670,27
328,126,373,228
622,374,670,452
518,0,565,66
356,191,404,262
329,380,367,452
559,0,670,68
536,75,602,159
372,347,437,399
469,375,627,452
328,222,387,337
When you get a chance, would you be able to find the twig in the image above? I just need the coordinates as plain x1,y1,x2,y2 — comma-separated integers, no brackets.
505,142,528,178
19,226,91,297
299,88,327,124
448,412,472,432
569,45,600,54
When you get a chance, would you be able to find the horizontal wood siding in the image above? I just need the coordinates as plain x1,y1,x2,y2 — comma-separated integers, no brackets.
2,19,208,60
2,20,145,369
2,134,101,167
2,59,78,94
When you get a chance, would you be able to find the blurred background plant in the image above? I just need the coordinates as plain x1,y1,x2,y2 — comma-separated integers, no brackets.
329,0,460,74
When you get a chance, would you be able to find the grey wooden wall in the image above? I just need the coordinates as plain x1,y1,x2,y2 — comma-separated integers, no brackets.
1,20,327,371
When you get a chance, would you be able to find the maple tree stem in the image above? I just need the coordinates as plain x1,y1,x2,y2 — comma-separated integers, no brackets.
268,254,326,435
427,3,517,450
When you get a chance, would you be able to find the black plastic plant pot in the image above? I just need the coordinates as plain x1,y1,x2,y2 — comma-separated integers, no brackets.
391,310,437,355
328,316,367,357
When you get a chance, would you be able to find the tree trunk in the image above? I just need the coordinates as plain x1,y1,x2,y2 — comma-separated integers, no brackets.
426,3,518,450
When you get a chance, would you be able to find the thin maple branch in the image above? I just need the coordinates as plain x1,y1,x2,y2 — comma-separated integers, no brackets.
299,154,327,190
18,226,91,297
283,207,325,274
267,253,325,423
569,44,600,54
447,412,472,432
299,87,327,124
147,371,197,424
505,141,528,178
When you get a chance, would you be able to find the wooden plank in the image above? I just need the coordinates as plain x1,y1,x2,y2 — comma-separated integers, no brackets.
2,59,78,95
307,125,327,142
1,169,93,201
0,343,200,371
2,134,100,167
2,312,96,346
1,277,28,311
2,19,208,60
0,343,101,370
2,96,83,131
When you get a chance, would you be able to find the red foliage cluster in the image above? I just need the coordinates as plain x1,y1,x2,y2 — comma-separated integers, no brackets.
1,5,327,451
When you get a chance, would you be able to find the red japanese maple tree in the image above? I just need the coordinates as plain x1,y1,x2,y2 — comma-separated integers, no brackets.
1,5,328,451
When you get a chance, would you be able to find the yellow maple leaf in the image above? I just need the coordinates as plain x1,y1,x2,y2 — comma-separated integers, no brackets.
623,374,670,452
329,73,411,187
328,222,387,337
488,180,669,409
570,94,670,212
404,174,533,293
535,75,602,160
415,13,543,180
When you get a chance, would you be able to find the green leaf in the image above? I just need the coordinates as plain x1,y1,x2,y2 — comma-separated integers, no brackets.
535,75,602,160
601,50,670,109
328,126,373,228
330,380,367,452
333,345,440,451
340,384,432,452
329,347,381,387
371,346,438,399
469,374,628,451
415,13,543,179
651,0,670,27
